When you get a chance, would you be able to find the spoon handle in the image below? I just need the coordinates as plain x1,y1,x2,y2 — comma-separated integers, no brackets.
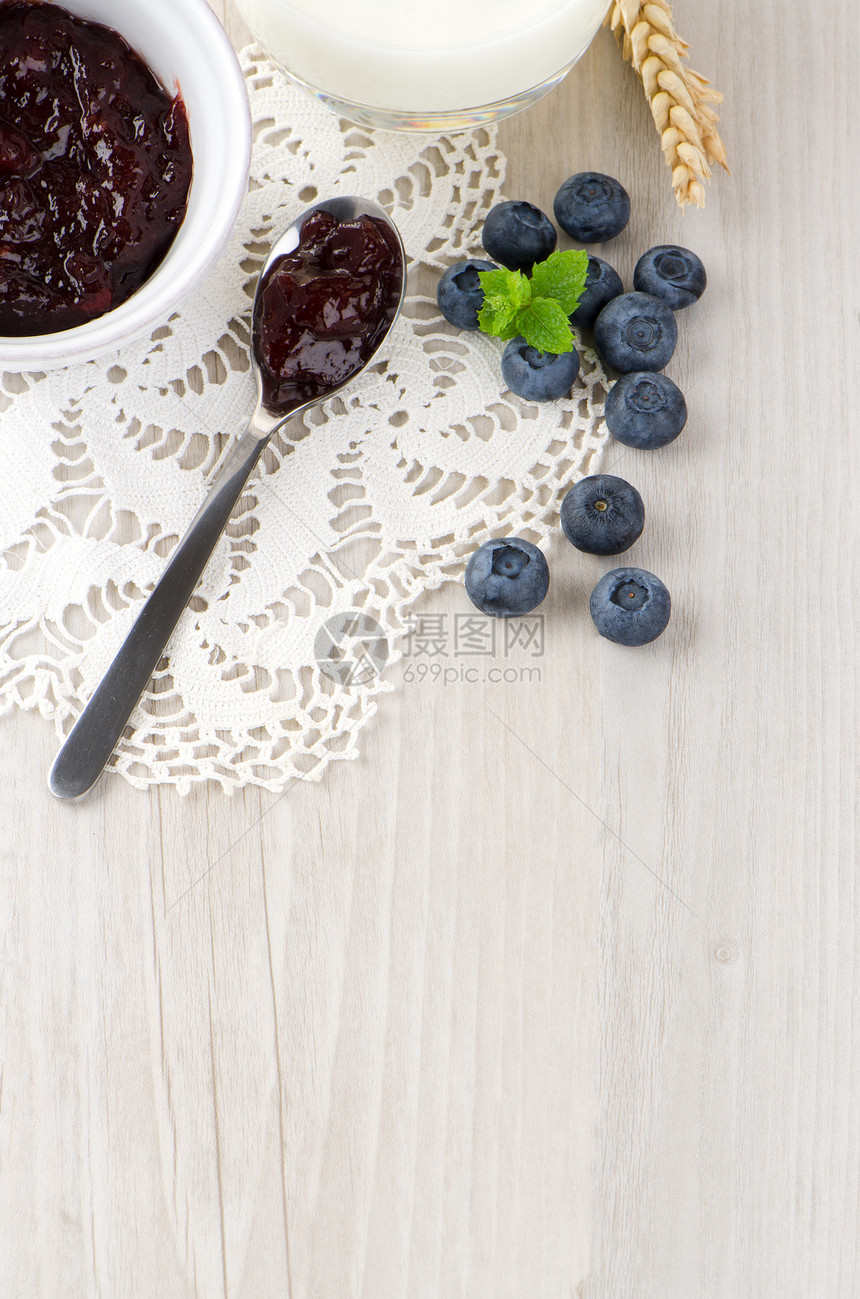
48,426,270,801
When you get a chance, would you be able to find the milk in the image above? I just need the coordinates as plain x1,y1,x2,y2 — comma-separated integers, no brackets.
235,0,611,124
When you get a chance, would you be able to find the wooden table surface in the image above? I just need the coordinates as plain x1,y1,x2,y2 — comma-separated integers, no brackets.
3,3,858,1296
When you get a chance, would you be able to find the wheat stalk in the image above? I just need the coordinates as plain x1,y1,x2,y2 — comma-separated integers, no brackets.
606,0,729,208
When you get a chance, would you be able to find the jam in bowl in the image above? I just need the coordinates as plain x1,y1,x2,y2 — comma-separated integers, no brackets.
0,0,252,371
0,1,194,336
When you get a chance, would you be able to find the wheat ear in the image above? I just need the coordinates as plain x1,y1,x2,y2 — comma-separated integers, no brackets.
606,0,729,208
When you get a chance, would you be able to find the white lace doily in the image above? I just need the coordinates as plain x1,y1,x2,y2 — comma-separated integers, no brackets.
0,49,611,794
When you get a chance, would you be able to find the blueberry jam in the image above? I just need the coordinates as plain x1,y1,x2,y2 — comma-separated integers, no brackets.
0,1,193,336
255,209,402,413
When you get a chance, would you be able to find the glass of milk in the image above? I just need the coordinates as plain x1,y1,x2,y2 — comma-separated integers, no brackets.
234,0,612,131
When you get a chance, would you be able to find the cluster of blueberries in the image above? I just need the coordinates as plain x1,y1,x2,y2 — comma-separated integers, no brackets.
436,172,705,444
464,477,670,647
444,172,708,646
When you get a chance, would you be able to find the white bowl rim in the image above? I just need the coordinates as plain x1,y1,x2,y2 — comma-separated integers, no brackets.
0,0,252,372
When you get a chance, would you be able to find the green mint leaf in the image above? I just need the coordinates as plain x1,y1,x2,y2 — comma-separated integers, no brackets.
477,296,518,336
513,297,575,354
478,267,531,309
528,249,590,316
493,315,523,341
476,267,531,338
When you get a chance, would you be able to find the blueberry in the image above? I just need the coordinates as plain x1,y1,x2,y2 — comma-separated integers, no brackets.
553,172,630,243
437,258,498,330
465,537,550,617
569,255,624,330
605,372,687,449
481,200,557,273
501,337,580,401
633,245,706,310
560,474,644,555
590,567,671,645
593,291,677,373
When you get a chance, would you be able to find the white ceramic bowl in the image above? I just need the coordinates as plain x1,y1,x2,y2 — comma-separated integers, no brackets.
0,0,252,372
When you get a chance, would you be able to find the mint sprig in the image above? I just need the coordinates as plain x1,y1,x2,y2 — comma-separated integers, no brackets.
477,248,589,354
475,267,530,338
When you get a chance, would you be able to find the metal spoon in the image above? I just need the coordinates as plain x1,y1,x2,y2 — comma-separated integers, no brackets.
48,196,406,800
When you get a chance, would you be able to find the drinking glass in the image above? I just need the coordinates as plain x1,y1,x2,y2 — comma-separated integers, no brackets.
235,0,611,132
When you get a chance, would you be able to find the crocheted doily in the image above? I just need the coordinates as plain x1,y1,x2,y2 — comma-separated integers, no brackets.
0,50,611,794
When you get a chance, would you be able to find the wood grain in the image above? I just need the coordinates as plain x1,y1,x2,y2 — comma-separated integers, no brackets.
2,2,859,1296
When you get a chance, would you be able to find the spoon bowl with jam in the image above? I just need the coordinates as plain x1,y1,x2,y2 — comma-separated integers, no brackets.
48,197,406,800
